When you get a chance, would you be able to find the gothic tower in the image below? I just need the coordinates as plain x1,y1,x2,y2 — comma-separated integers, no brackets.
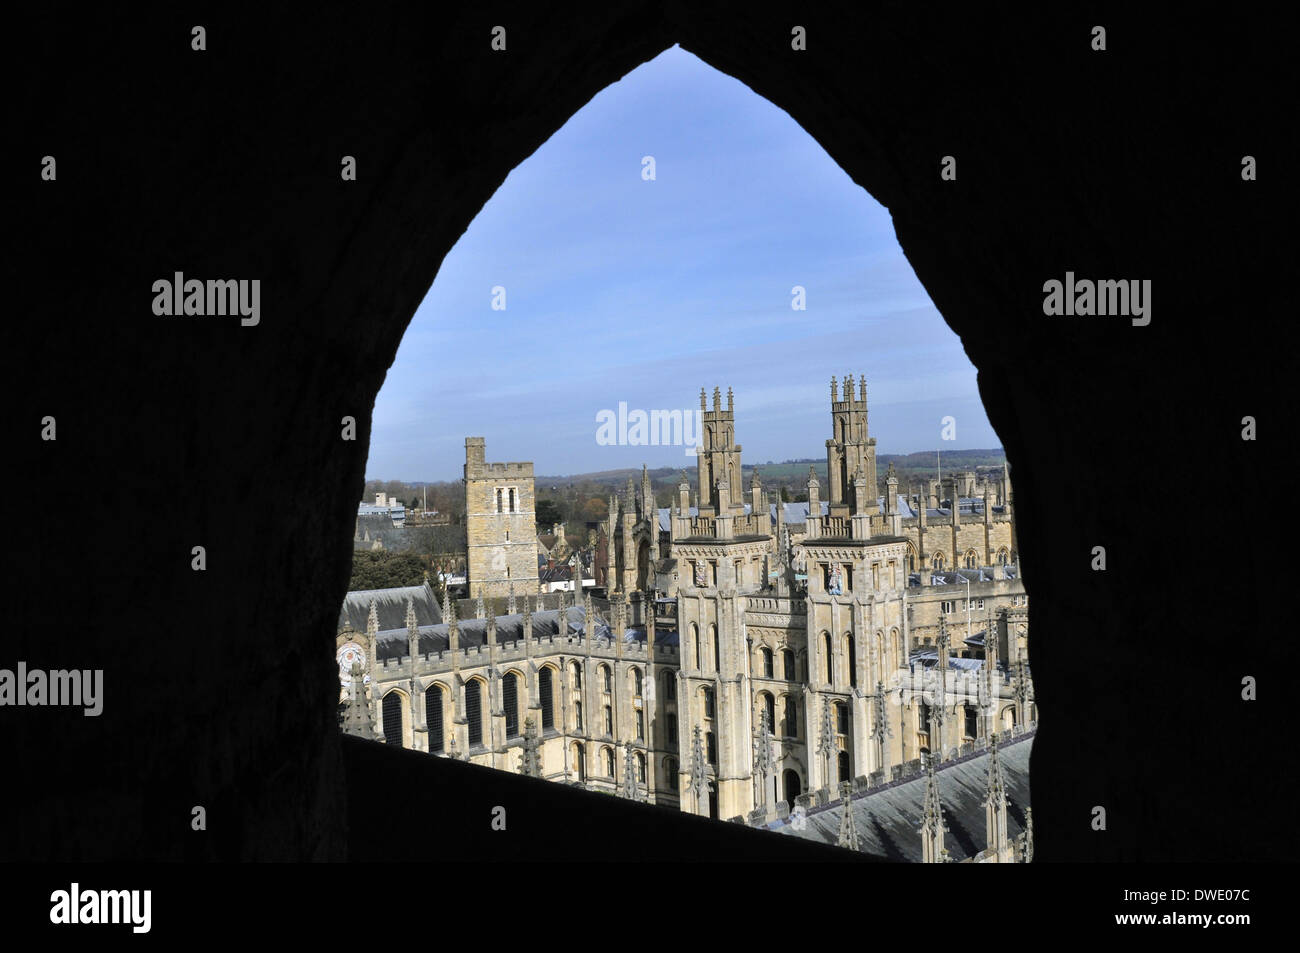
696,386,744,518
825,374,878,518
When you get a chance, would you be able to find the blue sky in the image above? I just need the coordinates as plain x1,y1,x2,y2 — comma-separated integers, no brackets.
368,46,998,482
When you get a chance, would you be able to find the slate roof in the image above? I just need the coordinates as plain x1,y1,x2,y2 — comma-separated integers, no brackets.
769,732,1034,861
338,582,442,634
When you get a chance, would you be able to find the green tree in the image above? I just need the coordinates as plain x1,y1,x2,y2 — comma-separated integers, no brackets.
536,499,564,528
348,551,427,590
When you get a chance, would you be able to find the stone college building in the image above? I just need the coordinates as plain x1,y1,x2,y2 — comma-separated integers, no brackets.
336,379,1036,860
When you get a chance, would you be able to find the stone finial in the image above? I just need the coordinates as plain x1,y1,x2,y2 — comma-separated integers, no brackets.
689,725,707,804
507,582,517,616
920,749,948,862
405,595,418,635
830,375,838,401
520,717,543,778
726,386,733,411
340,662,377,741
836,780,861,851
475,593,485,619
620,741,640,801
699,387,707,411
859,374,867,402
366,599,379,638
712,386,721,411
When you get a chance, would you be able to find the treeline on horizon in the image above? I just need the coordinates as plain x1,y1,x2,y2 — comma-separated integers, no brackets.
363,448,1005,529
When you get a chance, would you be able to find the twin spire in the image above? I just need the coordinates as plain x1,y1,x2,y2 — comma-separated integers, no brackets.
829,373,869,403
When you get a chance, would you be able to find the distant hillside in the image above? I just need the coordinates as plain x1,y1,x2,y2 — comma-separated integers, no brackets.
538,449,1006,500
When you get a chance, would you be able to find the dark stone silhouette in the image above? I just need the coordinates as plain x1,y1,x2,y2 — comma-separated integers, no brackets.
13,4,1282,861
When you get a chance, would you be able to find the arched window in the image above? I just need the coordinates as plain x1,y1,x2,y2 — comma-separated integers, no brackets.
783,649,796,681
600,664,611,694
662,670,676,700
760,647,774,678
706,730,717,766
574,743,586,781
632,668,643,698
539,667,554,730
571,661,582,689
783,695,798,738
425,684,444,752
823,632,834,684
760,692,775,733
782,769,801,810
846,634,857,688
382,691,404,747
636,710,645,740
702,686,715,719
933,552,945,570
964,704,977,739
692,623,700,669
603,704,613,735
997,548,1010,566
710,624,719,673
838,750,851,784
574,699,583,731
667,712,678,745
965,550,977,569
835,701,849,735
604,747,615,777
502,671,520,738
466,680,483,747
665,756,679,783
636,751,646,783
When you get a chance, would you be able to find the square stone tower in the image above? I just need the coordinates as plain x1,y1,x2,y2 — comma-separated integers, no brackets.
464,437,539,600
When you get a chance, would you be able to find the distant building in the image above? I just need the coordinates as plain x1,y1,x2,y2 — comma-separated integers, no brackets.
358,492,406,527
339,382,1033,860
464,437,540,600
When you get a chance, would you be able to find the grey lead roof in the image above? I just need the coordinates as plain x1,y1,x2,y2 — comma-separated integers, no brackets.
338,582,442,634
770,732,1033,861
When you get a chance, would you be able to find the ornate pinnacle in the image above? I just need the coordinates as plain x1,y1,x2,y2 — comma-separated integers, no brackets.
817,696,834,755
836,780,861,851
872,681,893,741
519,717,543,778
620,741,641,801
689,725,707,804
405,595,418,635
366,599,379,638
